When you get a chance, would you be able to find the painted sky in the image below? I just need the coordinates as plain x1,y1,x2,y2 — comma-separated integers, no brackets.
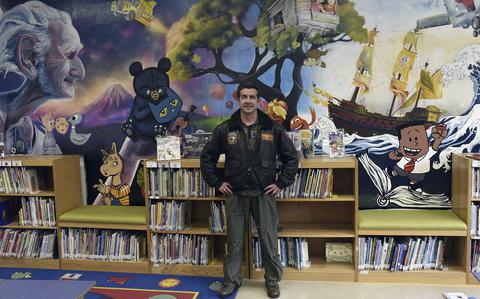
308,0,478,120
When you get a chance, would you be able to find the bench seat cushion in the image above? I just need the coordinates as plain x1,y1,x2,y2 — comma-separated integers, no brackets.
59,206,146,225
359,209,466,230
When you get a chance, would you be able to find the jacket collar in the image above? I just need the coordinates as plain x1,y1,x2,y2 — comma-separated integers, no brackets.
227,109,273,131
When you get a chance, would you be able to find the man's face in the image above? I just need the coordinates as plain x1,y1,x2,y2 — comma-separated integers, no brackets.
39,21,85,98
238,88,259,115
398,124,429,159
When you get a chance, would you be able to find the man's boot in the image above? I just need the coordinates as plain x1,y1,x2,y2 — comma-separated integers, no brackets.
218,281,237,298
265,281,280,298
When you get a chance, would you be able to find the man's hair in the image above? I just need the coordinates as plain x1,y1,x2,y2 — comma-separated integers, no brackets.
236,83,259,98
396,121,427,139
0,1,72,74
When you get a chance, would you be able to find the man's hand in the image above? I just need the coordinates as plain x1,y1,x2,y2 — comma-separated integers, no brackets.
388,150,402,160
431,124,448,141
264,183,281,196
219,182,233,195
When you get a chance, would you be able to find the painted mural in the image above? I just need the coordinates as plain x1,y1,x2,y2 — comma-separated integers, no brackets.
0,0,479,208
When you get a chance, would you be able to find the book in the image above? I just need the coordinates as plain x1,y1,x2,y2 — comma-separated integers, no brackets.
156,136,181,161
326,242,352,263
328,129,345,158
182,132,212,158
299,129,314,159
443,292,468,299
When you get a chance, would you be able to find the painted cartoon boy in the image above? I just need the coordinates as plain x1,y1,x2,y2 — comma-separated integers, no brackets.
389,121,448,192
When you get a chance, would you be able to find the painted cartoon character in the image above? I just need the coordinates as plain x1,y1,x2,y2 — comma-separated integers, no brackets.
68,113,91,145
389,121,448,192
93,142,130,206
39,113,62,154
122,57,183,140
290,107,316,131
55,116,69,135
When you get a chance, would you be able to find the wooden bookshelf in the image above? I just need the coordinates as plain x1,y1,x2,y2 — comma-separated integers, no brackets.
144,159,248,278
0,155,82,270
61,258,150,273
453,154,480,284
0,257,60,269
249,156,357,281
251,256,355,281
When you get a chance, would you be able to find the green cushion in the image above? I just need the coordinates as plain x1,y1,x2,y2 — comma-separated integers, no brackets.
59,206,146,225
359,210,466,230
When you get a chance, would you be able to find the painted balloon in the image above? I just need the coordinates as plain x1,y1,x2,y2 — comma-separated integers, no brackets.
208,84,225,100
202,104,210,116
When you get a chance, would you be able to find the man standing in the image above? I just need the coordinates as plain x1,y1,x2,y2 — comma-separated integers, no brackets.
201,84,298,298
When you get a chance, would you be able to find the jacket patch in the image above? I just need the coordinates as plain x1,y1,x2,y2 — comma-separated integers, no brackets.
261,133,273,141
228,132,238,144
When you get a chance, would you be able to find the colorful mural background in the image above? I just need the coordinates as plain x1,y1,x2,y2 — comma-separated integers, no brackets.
1,0,479,207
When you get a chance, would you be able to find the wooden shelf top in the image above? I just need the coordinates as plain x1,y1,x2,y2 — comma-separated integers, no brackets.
0,155,76,166
59,221,146,231
0,222,56,230
299,156,356,168
263,222,355,238
150,223,226,236
145,155,356,169
149,196,224,201
358,229,466,237
277,195,355,202
0,191,55,197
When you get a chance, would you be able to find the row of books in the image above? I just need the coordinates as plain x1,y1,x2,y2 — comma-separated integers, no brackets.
149,200,192,231
148,168,215,198
18,197,56,227
277,169,333,199
0,167,39,194
358,236,446,272
0,229,56,259
209,202,226,233
61,228,146,261
472,167,480,199
252,237,310,270
150,233,210,265
471,240,480,272
470,203,480,237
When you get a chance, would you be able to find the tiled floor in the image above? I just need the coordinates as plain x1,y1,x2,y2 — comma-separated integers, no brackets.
236,279,480,299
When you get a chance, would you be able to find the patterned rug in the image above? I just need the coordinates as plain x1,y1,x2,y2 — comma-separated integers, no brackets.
0,267,237,299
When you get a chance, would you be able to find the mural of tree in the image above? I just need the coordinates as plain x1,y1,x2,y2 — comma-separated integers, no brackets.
168,0,367,126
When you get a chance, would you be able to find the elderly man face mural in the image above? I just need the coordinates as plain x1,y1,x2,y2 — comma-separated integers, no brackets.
0,1,85,153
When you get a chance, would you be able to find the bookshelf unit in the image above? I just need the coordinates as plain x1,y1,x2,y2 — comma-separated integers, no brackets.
356,154,469,285
250,156,358,282
144,159,247,277
0,155,82,270
453,153,480,285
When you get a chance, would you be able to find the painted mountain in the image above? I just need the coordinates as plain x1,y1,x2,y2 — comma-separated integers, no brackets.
80,83,134,127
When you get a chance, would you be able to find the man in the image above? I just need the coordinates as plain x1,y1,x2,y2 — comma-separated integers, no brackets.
389,121,448,192
201,84,298,298
0,1,85,153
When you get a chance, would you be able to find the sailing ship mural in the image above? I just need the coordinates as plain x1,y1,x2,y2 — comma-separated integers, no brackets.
317,29,444,137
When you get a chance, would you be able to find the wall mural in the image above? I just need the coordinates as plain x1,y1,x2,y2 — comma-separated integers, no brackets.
0,0,479,208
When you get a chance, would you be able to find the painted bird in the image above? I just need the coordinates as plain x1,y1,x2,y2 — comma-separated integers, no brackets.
68,113,91,145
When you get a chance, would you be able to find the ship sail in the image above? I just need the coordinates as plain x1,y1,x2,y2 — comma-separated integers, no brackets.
352,28,377,100
389,31,419,105
396,68,443,111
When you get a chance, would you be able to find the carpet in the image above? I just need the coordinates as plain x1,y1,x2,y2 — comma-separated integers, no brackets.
0,267,237,299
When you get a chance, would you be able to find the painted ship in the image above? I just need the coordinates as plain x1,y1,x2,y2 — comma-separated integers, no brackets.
322,29,443,136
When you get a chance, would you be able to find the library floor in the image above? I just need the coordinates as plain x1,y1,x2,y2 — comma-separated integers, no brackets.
236,280,480,299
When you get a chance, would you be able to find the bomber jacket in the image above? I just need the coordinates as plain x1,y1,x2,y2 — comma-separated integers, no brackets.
200,109,298,192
